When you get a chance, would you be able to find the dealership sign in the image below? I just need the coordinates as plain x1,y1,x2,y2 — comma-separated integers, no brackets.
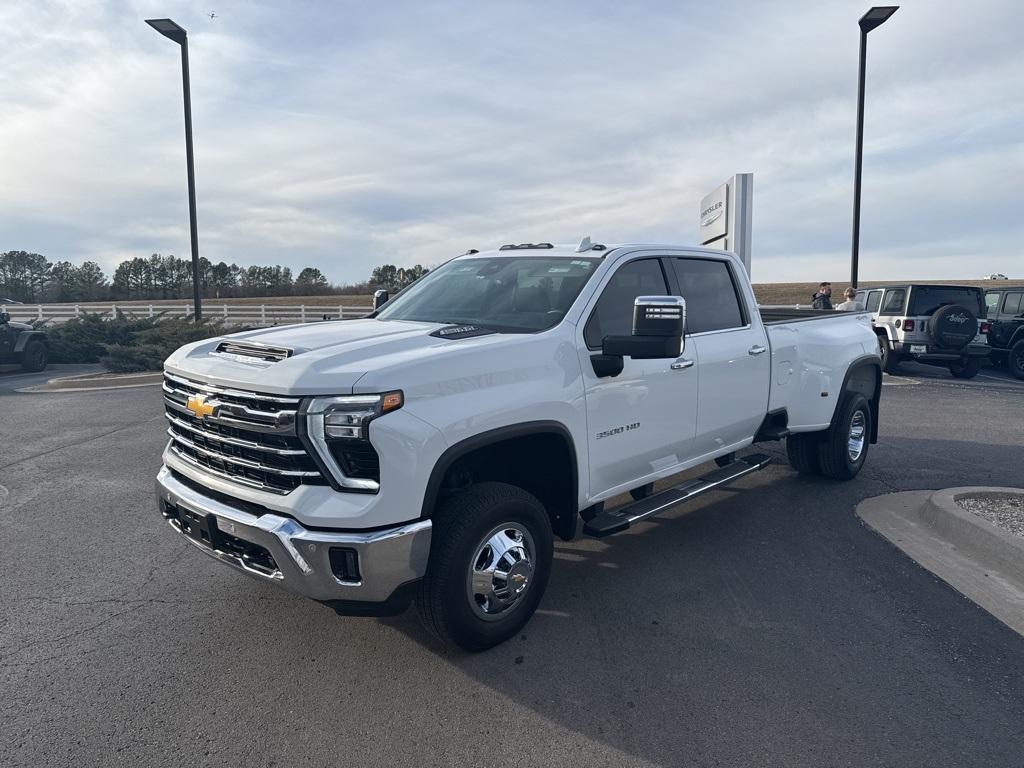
697,174,753,276
699,183,728,242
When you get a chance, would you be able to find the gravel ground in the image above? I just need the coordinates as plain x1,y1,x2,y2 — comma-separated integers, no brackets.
959,494,1024,539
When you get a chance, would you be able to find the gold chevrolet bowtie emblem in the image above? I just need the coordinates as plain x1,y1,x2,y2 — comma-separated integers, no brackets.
186,394,218,419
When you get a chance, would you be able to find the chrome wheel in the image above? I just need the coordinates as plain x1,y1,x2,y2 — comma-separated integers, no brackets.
847,409,866,463
466,523,535,620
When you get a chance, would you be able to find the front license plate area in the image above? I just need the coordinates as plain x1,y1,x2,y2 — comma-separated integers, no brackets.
178,507,220,548
910,344,927,354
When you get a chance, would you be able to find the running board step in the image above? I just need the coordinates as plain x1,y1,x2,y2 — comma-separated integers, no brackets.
583,453,772,538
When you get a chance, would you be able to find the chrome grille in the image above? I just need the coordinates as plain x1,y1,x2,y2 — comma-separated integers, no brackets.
162,372,325,494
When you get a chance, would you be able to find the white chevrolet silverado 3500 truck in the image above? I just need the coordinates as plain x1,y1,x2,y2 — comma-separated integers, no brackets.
157,242,882,650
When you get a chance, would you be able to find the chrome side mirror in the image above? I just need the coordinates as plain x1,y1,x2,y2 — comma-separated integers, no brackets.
602,296,686,360
372,289,389,311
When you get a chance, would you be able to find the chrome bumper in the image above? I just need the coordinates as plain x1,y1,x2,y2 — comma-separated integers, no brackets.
155,466,432,604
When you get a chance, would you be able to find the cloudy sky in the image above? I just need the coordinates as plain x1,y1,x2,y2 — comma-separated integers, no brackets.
1,0,1021,285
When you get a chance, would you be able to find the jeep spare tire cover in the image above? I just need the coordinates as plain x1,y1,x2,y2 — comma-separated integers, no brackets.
930,304,977,349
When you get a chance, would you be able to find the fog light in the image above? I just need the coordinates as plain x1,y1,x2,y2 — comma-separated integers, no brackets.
329,547,361,583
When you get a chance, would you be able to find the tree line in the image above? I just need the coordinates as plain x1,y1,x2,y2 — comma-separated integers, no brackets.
0,250,428,303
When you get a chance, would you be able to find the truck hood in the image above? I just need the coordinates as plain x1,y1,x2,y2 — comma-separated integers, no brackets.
164,318,495,395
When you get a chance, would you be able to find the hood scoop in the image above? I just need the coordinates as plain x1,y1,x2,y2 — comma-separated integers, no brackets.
213,340,293,364
429,324,496,340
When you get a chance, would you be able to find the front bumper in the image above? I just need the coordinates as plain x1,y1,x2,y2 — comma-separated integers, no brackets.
156,466,432,608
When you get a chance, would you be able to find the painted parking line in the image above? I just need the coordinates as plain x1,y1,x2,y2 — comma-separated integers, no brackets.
977,372,1016,383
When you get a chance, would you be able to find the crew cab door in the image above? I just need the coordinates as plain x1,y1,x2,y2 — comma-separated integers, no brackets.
577,256,698,498
667,257,770,458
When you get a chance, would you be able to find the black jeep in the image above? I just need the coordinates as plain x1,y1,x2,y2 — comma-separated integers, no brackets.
984,287,1024,380
0,307,49,372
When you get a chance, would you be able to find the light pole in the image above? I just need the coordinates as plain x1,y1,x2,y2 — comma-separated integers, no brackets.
145,18,203,322
850,5,898,289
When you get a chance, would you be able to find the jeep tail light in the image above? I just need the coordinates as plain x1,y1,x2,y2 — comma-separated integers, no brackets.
980,322,990,334
902,319,915,331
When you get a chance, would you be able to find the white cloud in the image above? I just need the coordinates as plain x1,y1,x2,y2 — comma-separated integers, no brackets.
1,0,1021,284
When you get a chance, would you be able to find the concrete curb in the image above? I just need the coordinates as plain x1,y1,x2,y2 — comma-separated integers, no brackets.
920,487,1024,583
17,371,162,393
857,487,1024,637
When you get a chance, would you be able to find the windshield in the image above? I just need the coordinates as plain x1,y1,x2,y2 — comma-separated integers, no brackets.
908,286,984,317
376,256,601,332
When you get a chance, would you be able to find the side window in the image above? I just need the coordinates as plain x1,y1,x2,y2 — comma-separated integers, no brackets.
1003,293,1023,315
865,290,882,313
584,259,668,348
670,258,746,334
879,289,905,315
985,292,1001,315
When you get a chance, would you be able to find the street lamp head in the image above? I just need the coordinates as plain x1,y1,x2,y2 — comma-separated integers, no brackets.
145,18,187,44
859,6,898,33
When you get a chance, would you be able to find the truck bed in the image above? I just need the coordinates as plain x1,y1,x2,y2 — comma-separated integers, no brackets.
758,306,856,324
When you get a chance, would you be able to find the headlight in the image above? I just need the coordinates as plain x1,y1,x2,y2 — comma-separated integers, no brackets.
303,392,403,492
311,392,403,440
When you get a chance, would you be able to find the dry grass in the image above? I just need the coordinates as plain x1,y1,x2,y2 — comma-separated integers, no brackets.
752,279,1024,306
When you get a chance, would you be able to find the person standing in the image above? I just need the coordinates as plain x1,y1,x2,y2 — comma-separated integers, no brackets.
834,287,864,311
811,282,833,310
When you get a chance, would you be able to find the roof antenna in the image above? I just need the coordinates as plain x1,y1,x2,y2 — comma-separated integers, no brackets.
575,236,593,253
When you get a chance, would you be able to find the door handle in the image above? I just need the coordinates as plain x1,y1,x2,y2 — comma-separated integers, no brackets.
670,358,695,370
748,345,767,356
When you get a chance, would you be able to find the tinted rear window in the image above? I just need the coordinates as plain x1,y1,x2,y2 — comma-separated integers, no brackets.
908,286,984,317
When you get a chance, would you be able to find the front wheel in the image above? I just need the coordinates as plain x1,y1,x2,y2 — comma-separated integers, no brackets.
20,339,48,372
949,359,982,379
879,336,899,374
416,482,553,651
817,393,872,480
1009,340,1024,381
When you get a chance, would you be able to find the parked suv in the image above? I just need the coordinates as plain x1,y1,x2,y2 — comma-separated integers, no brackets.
0,308,48,372
855,284,990,378
984,287,1024,379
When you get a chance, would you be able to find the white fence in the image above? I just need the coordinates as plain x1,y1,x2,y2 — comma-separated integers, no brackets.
5,303,370,327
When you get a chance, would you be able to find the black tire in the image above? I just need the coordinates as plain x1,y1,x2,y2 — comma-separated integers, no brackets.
20,339,48,372
948,359,982,379
817,393,872,481
786,433,822,475
629,483,654,501
879,335,899,374
714,452,736,468
416,482,553,652
1009,340,1024,381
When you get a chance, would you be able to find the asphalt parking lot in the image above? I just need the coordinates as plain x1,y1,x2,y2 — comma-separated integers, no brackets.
2,366,1023,767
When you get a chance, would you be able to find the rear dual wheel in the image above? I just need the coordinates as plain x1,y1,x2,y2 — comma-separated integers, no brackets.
785,393,872,480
